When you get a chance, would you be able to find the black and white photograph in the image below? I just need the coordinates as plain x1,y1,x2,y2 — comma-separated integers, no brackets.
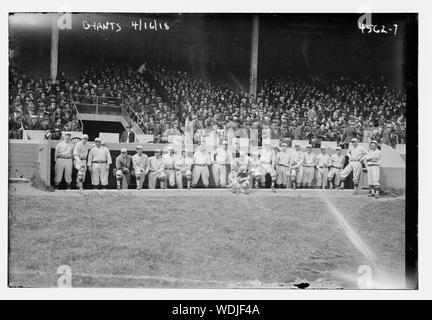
6,8,419,295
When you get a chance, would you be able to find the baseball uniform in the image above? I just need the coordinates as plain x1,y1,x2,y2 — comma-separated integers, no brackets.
340,145,366,184
174,154,193,189
192,150,211,187
54,140,74,186
147,156,167,189
275,150,291,187
365,149,381,187
132,153,148,189
302,151,316,187
87,145,112,187
315,153,330,188
328,153,345,187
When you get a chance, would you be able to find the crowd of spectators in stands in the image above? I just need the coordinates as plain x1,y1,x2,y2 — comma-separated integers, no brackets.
9,62,406,148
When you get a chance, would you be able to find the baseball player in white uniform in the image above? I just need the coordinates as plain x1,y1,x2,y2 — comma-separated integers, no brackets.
302,145,315,188
192,144,211,187
274,142,291,189
73,134,91,190
315,147,330,189
174,149,193,189
162,145,177,188
327,146,345,189
339,138,367,194
259,142,277,192
365,140,382,198
147,148,167,189
87,137,112,189
290,144,304,189
132,145,148,190
211,141,233,188
54,132,74,189
249,151,263,189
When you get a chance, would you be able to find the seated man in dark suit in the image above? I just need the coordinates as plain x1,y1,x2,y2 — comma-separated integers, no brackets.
120,125,135,143
114,148,133,189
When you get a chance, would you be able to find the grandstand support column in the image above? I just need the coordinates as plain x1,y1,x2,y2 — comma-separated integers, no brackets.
249,15,259,97
50,13,59,84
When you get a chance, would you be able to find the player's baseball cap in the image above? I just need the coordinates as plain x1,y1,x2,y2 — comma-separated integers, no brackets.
167,145,174,150
136,145,143,149
94,137,101,142
81,134,89,139
335,146,342,150
64,132,71,136
351,138,358,142
154,148,162,153
306,145,312,148
321,146,326,150
121,148,127,153
370,140,378,145
281,142,288,147
222,140,228,145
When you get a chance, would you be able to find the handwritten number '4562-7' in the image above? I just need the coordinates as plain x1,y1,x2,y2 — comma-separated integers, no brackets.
358,24,398,35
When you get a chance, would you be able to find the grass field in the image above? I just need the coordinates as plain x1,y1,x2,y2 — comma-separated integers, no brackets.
8,183,406,289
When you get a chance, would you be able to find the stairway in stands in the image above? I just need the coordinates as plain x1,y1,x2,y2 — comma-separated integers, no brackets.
71,98,144,137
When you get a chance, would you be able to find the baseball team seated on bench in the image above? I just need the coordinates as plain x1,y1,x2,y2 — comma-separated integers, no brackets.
55,132,382,197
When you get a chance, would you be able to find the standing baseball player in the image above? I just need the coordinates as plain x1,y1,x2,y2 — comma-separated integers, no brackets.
162,145,177,188
192,144,211,188
115,148,133,190
274,142,291,189
339,138,367,194
174,149,193,189
211,140,233,188
302,145,315,188
315,147,330,189
259,141,277,192
290,144,304,189
327,146,345,189
87,137,112,189
132,145,148,190
54,132,74,189
73,133,91,190
147,148,168,189
249,151,263,189
365,140,382,198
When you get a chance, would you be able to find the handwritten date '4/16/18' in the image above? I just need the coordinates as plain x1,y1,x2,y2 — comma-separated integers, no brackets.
358,24,398,35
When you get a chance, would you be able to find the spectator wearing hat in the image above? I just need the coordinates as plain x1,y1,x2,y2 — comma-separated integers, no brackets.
87,137,112,189
327,146,345,189
341,122,359,149
54,132,74,189
132,145,148,190
365,140,382,198
120,125,135,143
115,148,133,190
